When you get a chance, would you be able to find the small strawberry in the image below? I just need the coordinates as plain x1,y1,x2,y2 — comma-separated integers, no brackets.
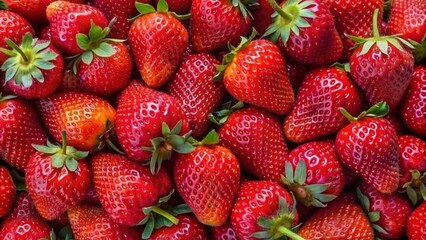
211,220,237,240
150,214,209,240
154,0,191,14
129,0,188,88
36,91,116,151
283,66,364,143
407,201,426,240
0,216,51,240
1,192,41,226
0,166,15,218
216,33,294,115
336,102,400,194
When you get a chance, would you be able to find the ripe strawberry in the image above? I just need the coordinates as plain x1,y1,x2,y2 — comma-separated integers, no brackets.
68,203,142,240
58,70,81,92
249,0,283,36
1,192,41,227
216,35,294,115
349,9,415,110
211,220,237,240
38,25,52,40
37,91,116,151
336,102,400,194
213,105,288,182
265,0,342,65
2,0,50,27
0,166,15,218
283,140,345,208
46,1,108,56
150,214,209,240
191,0,252,53
129,0,188,88
1,33,64,99
286,59,310,92
283,66,364,143
174,130,240,226
400,65,426,135
0,95,47,171
231,180,300,240
407,201,426,240
165,53,225,138
357,182,412,239
0,216,51,240
298,193,374,239
398,135,426,205
154,0,191,14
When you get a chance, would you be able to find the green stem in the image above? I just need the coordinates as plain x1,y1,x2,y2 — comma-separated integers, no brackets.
339,108,357,122
6,39,28,63
61,131,67,154
150,206,179,225
277,226,305,240
372,9,380,39
266,0,293,21
171,12,191,21
106,139,125,154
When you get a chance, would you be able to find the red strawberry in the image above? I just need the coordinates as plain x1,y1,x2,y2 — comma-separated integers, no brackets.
231,180,300,240
213,105,289,182
174,130,240,226
0,166,15,218
407,201,426,240
217,36,294,115
211,220,237,240
349,9,415,110
2,0,51,27
1,192,41,227
26,132,91,220
400,65,426,135
336,102,400,194
150,214,209,240
286,59,310,92
283,140,345,208
249,0,283,36
46,1,108,56
58,70,81,92
165,53,225,138
298,193,374,239
190,0,252,53
154,0,191,14
68,203,142,240
129,0,188,88
1,33,64,99
38,25,52,40
36,91,116,151
0,95,47,171
265,0,342,65
283,66,364,143
0,216,51,240
357,182,412,239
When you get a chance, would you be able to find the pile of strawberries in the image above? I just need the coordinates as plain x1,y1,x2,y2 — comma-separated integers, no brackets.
0,0,425,239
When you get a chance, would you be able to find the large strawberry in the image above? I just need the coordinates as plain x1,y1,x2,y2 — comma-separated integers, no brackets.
216,34,294,115
150,214,209,240
0,95,47,171
349,9,415,110
0,166,15,218
407,201,426,239
336,102,400,194
36,91,116,151
283,66,364,143
265,0,342,65
0,216,52,240
129,0,188,88
174,130,240,226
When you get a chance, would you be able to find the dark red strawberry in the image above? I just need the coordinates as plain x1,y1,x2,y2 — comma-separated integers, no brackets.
58,70,81,92
407,201,426,239
0,166,15,218
286,59,310,92
249,0,283,36
211,220,237,240
1,192,41,227
336,102,400,194
38,25,52,40
283,66,364,143
154,0,191,14
2,0,50,27
150,214,209,240
0,216,51,240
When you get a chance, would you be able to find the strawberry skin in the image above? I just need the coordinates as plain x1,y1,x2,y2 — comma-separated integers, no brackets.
407,201,426,240
154,0,191,14
150,214,209,240
398,135,426,188
0,216,51,240
0,167,15,218
284,67,364,143
1,192,41,227
211,220,237,240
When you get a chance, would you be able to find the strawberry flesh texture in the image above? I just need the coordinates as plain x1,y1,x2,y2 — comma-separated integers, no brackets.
407,201,426,240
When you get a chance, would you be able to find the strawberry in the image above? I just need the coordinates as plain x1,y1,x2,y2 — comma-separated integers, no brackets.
211,220,237,240
216,34,294,115
46,1,108,56
0,216,51,240
174,130,240,226
190,0,252,53
26,132,91,220
298,193,374,239
249,0,283,36
398,135,426,205
336,102,400,194
165,53,225,138
1,192,41,226
38,25,52,40
0,95,47,171
129,0,188,88
400,65,426,135
58,70,81,92
349,9,415,110
286,59,310,92
0,166,15,218
212,105,289,183
150,214,209,240
283,140,345,208
357,182,412,239
265,0,342,65
154,0,191,14
231,180,301,240
1,33,64,99
36,91,116,151
68,203,142,240
283,66,364,143
407,201,426,240
2,0,51,27
116,80,193,173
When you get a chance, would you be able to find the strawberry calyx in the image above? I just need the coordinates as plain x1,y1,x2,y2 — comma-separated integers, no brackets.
264,0,316,45
252,196,303,240
0,33,58,88
208,101,244,126
340,101,389,122
0,0,8,10
141,120,195,175
32,131,89,172
188,129,220,146
409,36,426,62
0,93,16,102
356,187,390,235
132,0,191,21
231,0,257,20
331,62,350,73
281,160,336,208
402,169,426,205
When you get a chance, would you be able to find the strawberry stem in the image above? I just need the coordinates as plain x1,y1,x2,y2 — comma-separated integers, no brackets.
150,206,179,225
105,139,125,154
61,131,67,155
372,9,380,39
6,39,29,63
277,226,305,240
266,0,293,21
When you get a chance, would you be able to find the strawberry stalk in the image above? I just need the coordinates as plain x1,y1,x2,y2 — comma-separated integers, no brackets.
0,0,7,10
208,101,244,126
340,101,389,122
277,226,305,240
266,0,293,21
